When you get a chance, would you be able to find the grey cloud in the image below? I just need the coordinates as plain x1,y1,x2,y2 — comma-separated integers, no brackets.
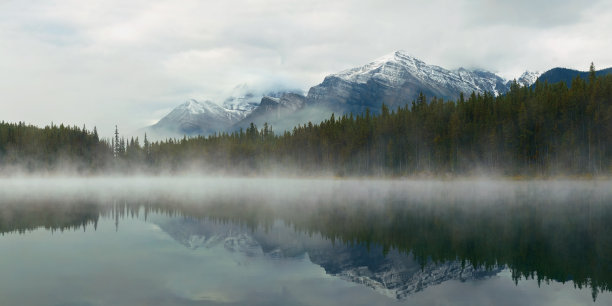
0,0,611,136
463,0,600,28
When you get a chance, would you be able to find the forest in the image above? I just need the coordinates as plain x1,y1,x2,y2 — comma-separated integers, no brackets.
1,67,611,176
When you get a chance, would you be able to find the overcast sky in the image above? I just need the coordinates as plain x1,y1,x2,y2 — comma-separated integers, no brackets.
1,0,611,136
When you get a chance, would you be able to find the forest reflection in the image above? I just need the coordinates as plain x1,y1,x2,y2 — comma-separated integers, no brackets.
0,180,610,300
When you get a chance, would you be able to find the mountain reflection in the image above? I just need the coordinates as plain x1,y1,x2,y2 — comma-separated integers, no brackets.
155,217,502,299
0,181,610,300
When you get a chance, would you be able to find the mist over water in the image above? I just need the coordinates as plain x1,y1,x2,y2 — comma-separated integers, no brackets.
3,176,610,203
1,177,611,305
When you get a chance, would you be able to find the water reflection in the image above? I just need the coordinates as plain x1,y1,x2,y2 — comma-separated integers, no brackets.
0,178,610,304
155,217,502,300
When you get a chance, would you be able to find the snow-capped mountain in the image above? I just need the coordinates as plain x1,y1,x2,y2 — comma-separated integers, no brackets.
146,83,307,138
150,99,246,136
306,50,520,116
331,51,508,96
222,83,306,112
516,71,541,87
146,51,542,137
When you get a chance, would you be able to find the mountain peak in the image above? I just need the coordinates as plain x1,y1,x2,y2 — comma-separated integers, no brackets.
393,49,411,57
148,98,247,137
517,71,541,87
376,50,418,62
328,51,507,98
391,50,422,61
178,99,222,115
332,50,427,85
180,99,199,107
374,50,425,67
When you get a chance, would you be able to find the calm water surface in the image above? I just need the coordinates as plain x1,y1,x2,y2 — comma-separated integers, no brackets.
0,177,610,306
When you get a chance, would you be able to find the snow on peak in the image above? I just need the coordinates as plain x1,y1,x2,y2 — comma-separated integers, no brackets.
223,94,260,111
177,99,229,116
222,83,305,111
222,84,259,111
332,50,507,96
333,50,428,85
179,99,216,114
517,71,541,87
163,99,246,124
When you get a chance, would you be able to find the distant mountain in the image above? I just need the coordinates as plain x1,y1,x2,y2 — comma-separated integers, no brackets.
515,70,541,87
232,93,307,131
145,51,545,137
535,67,612,86
146,86,304,138
306,51,518,116
221,90,260,112
149,99,246,137
221,83,298,112
237,51,537,132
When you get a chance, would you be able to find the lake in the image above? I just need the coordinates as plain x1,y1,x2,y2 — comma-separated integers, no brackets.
0,177,610,306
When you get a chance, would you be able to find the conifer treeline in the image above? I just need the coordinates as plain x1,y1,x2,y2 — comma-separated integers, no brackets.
0,122,110,172
1,71,611,175
142,71,612,176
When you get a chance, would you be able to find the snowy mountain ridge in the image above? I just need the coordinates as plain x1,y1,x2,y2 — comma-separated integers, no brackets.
174,99,246,121
147,51,541,138
516,70,542,87
335,259,501,299
333,50,535,97
149,99,246,136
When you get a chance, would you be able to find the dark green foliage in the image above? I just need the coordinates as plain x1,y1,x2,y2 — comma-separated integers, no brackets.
536,66,612,88
1,72,611,175
0,122,111,172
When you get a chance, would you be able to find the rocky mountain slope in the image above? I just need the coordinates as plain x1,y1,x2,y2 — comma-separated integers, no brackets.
306,51,516,115
515,70,541,87
149,99,246,137
232,93,307,131
145,86,303,138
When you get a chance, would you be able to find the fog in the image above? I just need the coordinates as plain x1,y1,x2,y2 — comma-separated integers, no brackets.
2,175,610,206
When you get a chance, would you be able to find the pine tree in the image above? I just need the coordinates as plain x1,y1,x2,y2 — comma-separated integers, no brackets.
114,125,120,158
143,133,150,157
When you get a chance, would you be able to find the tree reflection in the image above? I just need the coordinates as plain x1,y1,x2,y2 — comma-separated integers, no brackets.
0,190,610,299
